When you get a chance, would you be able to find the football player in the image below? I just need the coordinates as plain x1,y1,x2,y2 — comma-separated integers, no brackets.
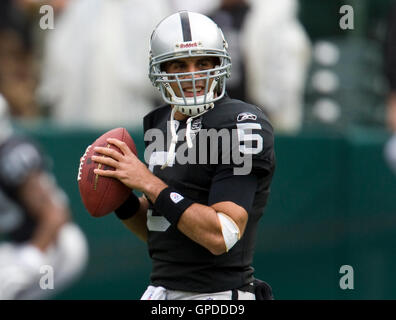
0,94,88,299
93,11,275,300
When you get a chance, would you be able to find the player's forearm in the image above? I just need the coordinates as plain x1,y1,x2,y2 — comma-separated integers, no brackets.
30,205,69,251
139,175,168,203
20,172,70,252
119,197,149,242
139,176,225,253
142,177,244,254
177,203,226,255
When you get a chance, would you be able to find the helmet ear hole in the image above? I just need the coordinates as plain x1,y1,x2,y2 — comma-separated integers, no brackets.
160,62,169,72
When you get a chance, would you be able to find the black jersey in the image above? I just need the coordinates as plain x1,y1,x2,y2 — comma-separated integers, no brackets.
0,136,45,243
143,95,275,292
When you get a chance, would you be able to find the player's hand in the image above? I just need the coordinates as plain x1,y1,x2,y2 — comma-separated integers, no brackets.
92,138,153,192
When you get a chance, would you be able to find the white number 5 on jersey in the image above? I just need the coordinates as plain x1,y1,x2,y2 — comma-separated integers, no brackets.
237,123,263,154
146,151,171,232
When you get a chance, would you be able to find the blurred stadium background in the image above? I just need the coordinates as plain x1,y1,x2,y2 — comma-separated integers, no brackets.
2,0,396,299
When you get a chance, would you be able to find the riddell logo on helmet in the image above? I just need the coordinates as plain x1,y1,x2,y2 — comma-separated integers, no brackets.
177,42,199,49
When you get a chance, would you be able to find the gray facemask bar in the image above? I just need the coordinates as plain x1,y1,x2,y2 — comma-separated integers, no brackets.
149,49,231,105
154,67,227,107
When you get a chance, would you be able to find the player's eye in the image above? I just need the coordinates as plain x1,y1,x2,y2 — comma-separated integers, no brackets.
169,61,186,73
197,60,213,69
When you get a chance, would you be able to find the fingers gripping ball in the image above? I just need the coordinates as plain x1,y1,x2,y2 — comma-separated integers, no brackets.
77,128,137,217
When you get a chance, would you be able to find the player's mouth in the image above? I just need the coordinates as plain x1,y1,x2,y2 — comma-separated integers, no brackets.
182,86,205,97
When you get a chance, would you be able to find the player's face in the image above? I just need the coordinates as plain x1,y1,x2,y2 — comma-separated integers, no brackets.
163,56,218,98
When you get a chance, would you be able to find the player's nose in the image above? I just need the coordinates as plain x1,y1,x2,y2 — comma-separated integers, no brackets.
184,63,204,77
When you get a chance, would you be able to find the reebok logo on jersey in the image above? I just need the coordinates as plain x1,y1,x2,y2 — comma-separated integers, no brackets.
237,112,257,122
170,192,184,204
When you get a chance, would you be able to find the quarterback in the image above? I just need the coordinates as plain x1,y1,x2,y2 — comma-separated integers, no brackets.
93,11,275,300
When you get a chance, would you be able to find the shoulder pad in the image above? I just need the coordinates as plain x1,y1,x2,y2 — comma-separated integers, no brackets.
202,97,275,177
143,104,170,133
202,97,272,131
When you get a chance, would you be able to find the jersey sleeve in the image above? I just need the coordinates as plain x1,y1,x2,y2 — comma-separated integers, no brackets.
0,139,45,191
208,168,258,211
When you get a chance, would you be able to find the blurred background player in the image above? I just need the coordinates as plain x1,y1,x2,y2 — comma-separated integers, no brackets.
208,0,311,133
241,0,311,133
384,1,396,175
0,0,38,118
0,94,88,300
208,0,252,102
384,0,396,132
37,0,170,128
169,0,220,14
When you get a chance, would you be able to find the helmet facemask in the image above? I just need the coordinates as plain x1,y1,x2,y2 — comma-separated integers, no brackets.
150,51,231,117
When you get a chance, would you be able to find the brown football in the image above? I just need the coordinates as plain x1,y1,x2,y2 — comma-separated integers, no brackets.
77,127,137,217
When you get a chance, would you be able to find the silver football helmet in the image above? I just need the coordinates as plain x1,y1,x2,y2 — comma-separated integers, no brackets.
149,11,232,116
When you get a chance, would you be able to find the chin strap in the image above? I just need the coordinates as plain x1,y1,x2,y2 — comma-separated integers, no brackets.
160,74,218,169
185,109,211,148
161,106,212,170
161,107,178,170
